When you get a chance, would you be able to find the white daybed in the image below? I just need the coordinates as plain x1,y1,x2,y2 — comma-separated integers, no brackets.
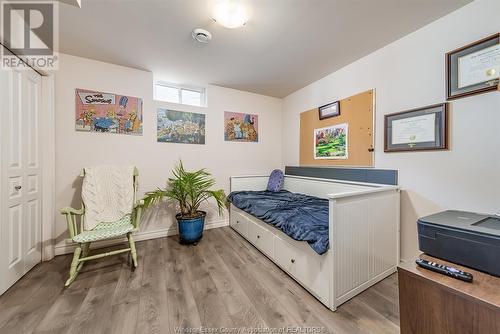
229,174,400,311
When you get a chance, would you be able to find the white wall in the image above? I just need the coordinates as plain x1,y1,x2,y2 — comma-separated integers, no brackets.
54,54,282,253
282,0,500,261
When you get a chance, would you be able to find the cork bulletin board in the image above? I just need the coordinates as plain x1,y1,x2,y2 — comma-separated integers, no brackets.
299,90,375,167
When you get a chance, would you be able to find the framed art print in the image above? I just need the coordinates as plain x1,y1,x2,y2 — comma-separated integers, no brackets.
384,103,448,152
314,123,348,159
446,33,500,100
75,89,143,135
157,109,205,144
318,101,340,120
224,111,259,142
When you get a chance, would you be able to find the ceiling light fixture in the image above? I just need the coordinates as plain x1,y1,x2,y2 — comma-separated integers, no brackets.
212,0,248,29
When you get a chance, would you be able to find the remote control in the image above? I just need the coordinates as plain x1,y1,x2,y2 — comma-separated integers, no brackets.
415,258,473,283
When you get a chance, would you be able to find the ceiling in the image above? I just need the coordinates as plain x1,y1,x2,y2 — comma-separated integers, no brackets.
59,0,472,98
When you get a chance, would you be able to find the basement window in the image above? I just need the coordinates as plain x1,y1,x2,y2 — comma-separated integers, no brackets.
154,82,206,107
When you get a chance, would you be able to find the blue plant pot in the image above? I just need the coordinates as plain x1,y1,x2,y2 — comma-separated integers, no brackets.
176,211,206,244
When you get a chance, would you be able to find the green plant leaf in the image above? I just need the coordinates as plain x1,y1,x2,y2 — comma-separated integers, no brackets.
142,160,227,218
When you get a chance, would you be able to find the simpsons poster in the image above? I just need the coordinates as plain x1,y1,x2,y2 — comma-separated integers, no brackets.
75,89,143,135
224,112,258,142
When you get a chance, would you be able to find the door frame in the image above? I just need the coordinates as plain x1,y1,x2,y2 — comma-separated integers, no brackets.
40,74,56,261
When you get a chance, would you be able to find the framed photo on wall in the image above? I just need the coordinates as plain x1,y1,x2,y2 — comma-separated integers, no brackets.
384,103,448,152
318,101,340,120
446,33,500,100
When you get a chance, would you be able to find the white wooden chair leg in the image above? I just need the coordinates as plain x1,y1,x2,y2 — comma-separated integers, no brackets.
127,233,138,268
76,242,90,272
66,245,82,286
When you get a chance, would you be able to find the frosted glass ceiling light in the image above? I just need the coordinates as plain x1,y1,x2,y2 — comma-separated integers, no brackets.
212,0,248,29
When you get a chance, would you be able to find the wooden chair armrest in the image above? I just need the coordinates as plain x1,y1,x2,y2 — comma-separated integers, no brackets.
60,206,85,215
60,206,84,239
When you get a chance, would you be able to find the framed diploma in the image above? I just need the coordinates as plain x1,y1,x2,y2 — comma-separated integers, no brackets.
447,33,500,100
318,101,340,120
384,103,448,153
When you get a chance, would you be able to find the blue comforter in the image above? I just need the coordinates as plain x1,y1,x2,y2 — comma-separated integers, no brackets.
227,190,329,254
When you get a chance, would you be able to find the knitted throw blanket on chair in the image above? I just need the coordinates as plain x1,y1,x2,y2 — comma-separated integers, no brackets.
82,166,135,230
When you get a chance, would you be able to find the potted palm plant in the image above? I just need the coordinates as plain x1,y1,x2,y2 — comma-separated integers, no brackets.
142,161,226,244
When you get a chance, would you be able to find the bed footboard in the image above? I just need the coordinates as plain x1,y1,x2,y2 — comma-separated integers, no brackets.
330,189,400,309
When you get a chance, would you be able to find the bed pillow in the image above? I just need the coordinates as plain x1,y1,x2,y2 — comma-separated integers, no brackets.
267,169,284,192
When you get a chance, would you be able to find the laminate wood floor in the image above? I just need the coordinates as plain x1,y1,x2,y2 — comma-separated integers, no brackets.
0,227,399,334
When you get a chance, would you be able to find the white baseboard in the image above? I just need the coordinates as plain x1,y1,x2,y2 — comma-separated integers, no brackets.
54,219,229,256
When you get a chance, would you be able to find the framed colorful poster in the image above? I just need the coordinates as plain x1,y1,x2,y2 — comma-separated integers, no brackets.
75,89,143,135
157,109,205,144
224,112,258,142
314,123,348,159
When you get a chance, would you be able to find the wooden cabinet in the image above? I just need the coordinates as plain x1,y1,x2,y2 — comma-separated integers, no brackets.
398,254,500,334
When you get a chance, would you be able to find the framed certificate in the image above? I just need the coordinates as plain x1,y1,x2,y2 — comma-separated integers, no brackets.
447,33,500,100
384,103,448,153
318,101,340,120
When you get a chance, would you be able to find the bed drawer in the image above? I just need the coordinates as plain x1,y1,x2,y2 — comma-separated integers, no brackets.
230,209,248,238
247,220,274,257
274,236,328,299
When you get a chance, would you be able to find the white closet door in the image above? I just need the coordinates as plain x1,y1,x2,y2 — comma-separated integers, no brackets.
0,64,42,295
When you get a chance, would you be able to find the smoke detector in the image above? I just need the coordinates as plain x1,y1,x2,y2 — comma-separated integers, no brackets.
192,28,212,44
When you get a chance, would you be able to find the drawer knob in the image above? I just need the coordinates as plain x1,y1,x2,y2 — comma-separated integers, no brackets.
236,221,239,224
257,235,260,239
291,259,295,264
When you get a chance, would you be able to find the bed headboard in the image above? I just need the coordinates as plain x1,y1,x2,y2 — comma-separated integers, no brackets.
282,176,372,198
285,166,398,186
230,175,269,192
